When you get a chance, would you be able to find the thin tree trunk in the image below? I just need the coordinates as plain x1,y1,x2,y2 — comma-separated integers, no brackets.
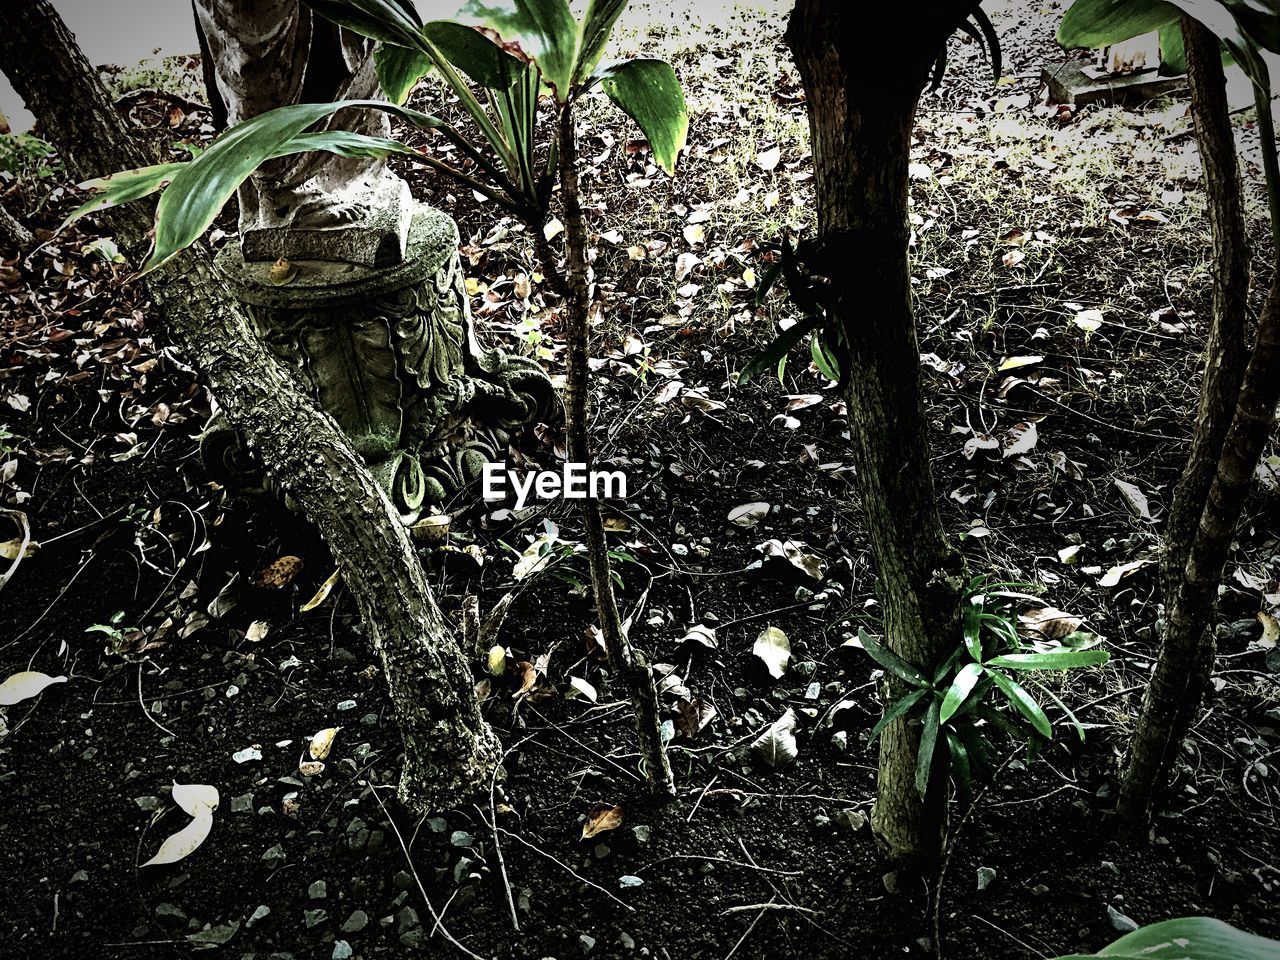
1117,19,1254,824
1120,274,1280,821
1159,19,1250,603
0,0,500,811
552,101,674,796
786,0,966,866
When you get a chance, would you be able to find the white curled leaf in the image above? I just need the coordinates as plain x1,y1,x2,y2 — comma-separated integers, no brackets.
753,626,791,679
300,569,341,612
170,782,219,818
308,727,340,760
752,708,799,767
0,671,67,706
566,677,599,702
141,811,214,867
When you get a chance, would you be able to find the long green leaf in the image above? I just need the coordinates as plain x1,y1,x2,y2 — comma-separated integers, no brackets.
424,19,524,89
962,594,985,662
987,650,1110,671
1035,682,1087,742
301,0,423,47
1048,916,1280,959
454,0,580,102
868,687,928,744
577,0,629,81
374,43,434,104
144,99,448,272
739,315,822,384
939,662,984,725
857,628,929,688
946,730,972,803
598,58,688,174
990,671,1052,738
65,163,186,228
1158,19,1188,72
915,699,942,799
1057,0,1178,49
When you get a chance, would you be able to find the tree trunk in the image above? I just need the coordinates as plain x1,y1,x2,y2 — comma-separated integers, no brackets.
0,0,500,811
1159,19,1250,604
1120,273,1280,821
554,102,674,796
786,1,966,866
1116,19,1253,824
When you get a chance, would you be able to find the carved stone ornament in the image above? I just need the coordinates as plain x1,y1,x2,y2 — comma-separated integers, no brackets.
202,206,556,521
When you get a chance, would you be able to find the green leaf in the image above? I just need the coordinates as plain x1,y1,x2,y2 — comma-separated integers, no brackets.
987,650,1110,671
810,331,841,381
739,315,822,384
454,0,580,101
1035,682,1087,742
1158,19,1188,72
939,662,984,725
946,730,972,803
1057,0,1178,50
1063,916,1280,960
64,162,186,228
143,99,446,272
915,699,941,799
956,722,992,783
857,628,929,688
598,58,688,174
989,671,1052,738
374,43,433,104
868,687,928,744
301,0,424,47
962,594,985,662
576,0,629,81
424,20,524,89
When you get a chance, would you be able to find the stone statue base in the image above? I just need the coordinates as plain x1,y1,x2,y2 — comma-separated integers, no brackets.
204,203,556,523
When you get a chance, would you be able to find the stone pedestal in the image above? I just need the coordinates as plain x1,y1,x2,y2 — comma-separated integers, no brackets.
203,204,555,522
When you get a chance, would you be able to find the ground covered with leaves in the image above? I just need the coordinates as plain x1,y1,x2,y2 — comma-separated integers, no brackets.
2,2,1279,958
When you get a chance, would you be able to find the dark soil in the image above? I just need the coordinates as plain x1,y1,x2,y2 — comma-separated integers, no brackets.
2,3,1279,960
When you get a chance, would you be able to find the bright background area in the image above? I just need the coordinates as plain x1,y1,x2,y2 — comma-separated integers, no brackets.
2,0,1275,135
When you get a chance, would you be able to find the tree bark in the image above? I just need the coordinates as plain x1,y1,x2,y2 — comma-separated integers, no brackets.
1118,20,1280,822
0,200,35,253
1159,19,1250,602
0,0,500,811
1120,274,1280,822
786,1,967,866
553,102,674,796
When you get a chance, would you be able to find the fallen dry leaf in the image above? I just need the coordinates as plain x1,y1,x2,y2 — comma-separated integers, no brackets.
301,569,341,612
582,802,623,839
254,555,303,589
0,670,66,706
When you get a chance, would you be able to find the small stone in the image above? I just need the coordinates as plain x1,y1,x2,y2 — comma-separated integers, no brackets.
397,906,420,935
580,933,597,954
834,809,866,832
631,825,651,844
337,699,357,711
393,870,414,891
134,796,161,812
308,881,327,900
341,910,368,934
882,871,900,895
332,942,353,960
1031,884,1051,897
1108,905,1139,932
831,730,850,752
304,909,327,928
155,903,187,927
262,844,286,862
246,905,270,928
230,793,254,814
619,932,636,950
976,867,997,891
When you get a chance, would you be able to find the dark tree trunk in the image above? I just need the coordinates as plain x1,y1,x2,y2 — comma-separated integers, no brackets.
1158,19,1250,602
0,0,500,811
1118,22,1280,823
786,0,967,866
553,103,674,796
